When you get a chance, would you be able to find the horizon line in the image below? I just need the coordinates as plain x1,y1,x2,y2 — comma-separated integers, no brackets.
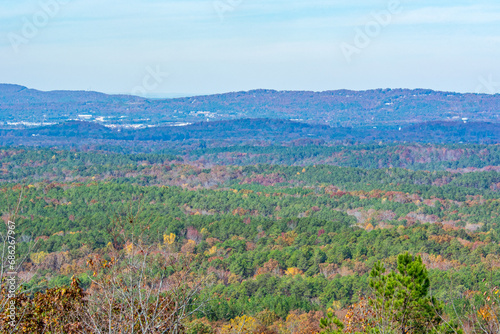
1,83,499,100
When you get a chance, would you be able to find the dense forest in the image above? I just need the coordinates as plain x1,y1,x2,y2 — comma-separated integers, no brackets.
0,144,499,333
1,119,500,146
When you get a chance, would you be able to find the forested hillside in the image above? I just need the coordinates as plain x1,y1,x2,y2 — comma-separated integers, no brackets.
1,119,500,150
2,84,500,127
0,145,499,332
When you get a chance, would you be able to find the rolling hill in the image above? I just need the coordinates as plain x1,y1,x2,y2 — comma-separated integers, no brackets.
1,84,499,128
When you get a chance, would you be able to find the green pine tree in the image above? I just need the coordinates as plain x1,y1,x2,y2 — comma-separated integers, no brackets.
369,253,442,334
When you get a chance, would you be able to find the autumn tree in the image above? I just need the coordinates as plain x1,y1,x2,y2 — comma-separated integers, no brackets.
0,277,85,333
80,210,214,334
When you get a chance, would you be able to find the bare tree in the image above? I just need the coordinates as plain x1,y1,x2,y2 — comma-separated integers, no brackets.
1,196,213,333
79,209,214,334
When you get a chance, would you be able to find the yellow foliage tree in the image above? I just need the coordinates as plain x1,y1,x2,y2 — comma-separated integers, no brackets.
285,267,303,276
478,305,497,321
30,251,48,265
163,233,176,245
205,245,217,256
220,315,257,334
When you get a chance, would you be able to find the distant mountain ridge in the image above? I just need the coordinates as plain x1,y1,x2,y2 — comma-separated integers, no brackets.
0,84,141,103
1,84,499,128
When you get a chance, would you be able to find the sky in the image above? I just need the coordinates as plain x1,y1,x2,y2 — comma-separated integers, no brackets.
0,0,500,97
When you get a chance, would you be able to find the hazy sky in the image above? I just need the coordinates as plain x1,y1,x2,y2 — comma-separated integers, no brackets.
1,0,500,97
